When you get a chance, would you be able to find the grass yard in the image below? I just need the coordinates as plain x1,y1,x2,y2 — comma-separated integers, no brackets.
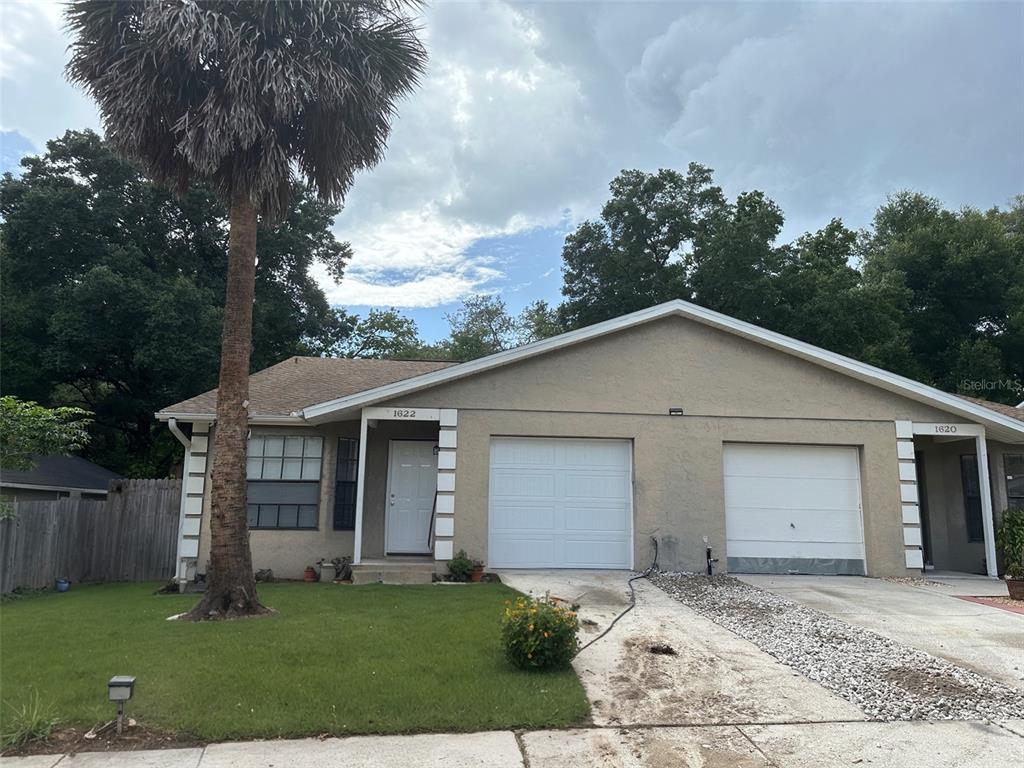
0,582,589,741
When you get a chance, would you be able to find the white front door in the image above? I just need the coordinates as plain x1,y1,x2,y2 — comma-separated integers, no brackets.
386,440,437,554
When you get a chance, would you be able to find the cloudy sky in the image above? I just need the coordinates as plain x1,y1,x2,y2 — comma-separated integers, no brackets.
2,1,1021,339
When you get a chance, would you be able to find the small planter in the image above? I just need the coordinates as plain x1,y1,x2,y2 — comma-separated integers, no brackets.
303,566,318,582
55,578,71,593
1006,578,1024,601
470,564,485,583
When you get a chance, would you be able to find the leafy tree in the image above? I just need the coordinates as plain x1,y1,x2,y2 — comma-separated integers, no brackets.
66,0,426,619
443,295,519,360
516,300,563,344
334,308,429,359
861,192,1024,401
0,397,92,472
559,164,725,329
0,130,351,476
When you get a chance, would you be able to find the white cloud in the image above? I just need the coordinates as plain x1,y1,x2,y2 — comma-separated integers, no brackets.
2,0,1020,312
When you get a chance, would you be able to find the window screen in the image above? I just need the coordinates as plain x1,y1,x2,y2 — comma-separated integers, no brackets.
334,438,359,530
960,454,984,543
246,435,323,530
1007,454,1024,510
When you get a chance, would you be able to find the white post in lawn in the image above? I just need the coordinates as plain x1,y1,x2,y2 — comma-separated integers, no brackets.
975,430,998,578
353,408,369,565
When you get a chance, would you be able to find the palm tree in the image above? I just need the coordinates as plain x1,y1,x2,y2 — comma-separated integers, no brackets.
66,0,426,619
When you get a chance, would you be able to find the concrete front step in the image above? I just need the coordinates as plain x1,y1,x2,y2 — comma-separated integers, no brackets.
350,563,436,585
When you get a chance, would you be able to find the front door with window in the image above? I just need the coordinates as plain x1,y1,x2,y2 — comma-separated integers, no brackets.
386,440,437,554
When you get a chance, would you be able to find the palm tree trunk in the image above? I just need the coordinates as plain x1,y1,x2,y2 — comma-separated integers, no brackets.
187,190,268,620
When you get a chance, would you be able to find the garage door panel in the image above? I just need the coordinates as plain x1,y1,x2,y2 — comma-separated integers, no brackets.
489,437,632,569
725,477,861,510
725,506,863,542
489,536,556,567
563,472,629,499
563,537,631,567
724,445,860,479
490,471,556,497
724,444,865,576
727,538,865,560
563,501,630,532
489,503,556,531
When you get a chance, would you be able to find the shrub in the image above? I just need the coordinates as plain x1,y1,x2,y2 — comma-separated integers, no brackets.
502,595,580,670
996,508,1024,578
447,549,474,582
0,690,58,749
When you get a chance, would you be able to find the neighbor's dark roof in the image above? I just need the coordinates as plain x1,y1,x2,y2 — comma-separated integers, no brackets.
159,356,458,418
0,455,121,492
960,395,1024,424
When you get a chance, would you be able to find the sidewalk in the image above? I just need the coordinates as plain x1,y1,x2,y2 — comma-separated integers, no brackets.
3,720,1023,768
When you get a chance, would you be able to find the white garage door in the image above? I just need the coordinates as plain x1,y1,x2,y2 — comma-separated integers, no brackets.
488,437,633,569
724,444,865,575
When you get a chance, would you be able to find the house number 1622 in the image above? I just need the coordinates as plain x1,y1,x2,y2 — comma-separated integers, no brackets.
392,409,417,418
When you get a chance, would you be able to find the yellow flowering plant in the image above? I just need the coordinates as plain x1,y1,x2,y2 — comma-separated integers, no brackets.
501,594,580,670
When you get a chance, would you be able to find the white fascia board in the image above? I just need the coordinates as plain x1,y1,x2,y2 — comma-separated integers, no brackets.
299,298,1024,441
155,412,303,426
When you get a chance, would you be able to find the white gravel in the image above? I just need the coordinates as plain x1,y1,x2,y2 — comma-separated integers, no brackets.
649,572,1024,722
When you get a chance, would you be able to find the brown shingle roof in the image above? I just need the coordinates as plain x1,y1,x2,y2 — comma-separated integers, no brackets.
959,395,1024,424
159,357,457,418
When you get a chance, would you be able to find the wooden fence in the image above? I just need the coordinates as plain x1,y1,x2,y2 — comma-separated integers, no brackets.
0,479,181,593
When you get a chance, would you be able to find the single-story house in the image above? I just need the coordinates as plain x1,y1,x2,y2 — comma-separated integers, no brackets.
0,455,121,502
157,300,1024,583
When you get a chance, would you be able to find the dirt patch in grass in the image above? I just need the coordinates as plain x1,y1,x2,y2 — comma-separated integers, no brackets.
3,722,201,757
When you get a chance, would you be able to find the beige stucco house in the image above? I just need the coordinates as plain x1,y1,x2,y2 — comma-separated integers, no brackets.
157,300,1024,584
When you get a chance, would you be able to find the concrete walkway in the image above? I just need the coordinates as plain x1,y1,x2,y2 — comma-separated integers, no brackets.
737,574,1024,688
4,721,1023,768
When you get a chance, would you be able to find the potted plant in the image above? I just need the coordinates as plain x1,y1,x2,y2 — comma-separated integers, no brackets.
995,507,1024,600
470,559,485,583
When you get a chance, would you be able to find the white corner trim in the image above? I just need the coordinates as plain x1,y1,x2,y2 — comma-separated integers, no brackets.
435,494,455,514
896,441,915,460
899,483,919,504
434,540,454,561
434,516,454,538
895,421,914,439
901,504,920,525
903,527,922,547
436,473,455,493
904,549,924,569
897,462,917,482
439,409,458,427
437,450,456,470
438,430,457,449
297,300,1024,440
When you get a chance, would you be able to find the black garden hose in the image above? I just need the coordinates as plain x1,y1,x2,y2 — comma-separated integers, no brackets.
574,537,659,657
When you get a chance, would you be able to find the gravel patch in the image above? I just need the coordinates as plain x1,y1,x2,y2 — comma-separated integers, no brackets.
649,572,1024,722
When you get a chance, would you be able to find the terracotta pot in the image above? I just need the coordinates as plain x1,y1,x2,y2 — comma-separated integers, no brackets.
304,566,318,582
470,566,485,583
1006,578,1024,601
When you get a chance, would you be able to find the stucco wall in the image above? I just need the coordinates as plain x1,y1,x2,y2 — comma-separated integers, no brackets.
192,315,1019,579
196,420,440,579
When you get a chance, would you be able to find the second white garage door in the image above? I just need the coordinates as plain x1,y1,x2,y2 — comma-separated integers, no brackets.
724,443,865,575
488,437,633,569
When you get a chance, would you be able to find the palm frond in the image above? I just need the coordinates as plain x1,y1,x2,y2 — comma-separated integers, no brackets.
66,0,427,221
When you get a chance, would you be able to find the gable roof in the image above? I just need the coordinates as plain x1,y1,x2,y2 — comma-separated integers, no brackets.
959,395,1024,425
299,300,1024,443
0,455,121,493
157,357,456,422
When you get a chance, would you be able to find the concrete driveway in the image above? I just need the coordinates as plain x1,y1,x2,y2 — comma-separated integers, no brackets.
736,574,1024,688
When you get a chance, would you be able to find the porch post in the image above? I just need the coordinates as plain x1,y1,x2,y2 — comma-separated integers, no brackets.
353,408,369,565
975,430,998,578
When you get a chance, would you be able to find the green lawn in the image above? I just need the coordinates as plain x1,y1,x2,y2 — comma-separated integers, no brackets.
0,582,589,741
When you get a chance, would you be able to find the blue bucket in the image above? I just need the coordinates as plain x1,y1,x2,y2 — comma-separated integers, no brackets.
55,578,70,593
